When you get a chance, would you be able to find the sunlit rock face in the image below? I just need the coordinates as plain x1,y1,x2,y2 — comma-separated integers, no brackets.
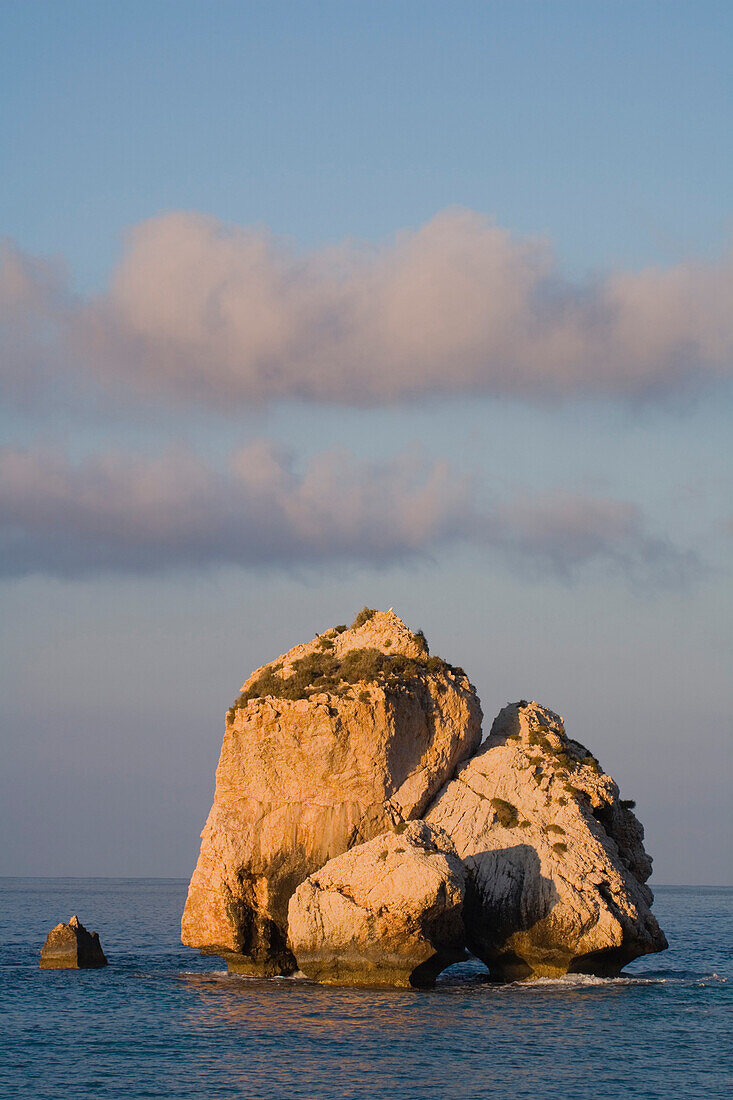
182,609,667,986
181,610,483,975
425,701,668,980
288,821,467,988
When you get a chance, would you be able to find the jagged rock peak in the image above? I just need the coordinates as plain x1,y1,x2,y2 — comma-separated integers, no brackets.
426,700,667,979
260,608,432,680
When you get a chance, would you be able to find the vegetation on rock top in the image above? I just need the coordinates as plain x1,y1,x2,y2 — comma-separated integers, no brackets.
227,641,469,720
520,720,602,780
351,606,377,629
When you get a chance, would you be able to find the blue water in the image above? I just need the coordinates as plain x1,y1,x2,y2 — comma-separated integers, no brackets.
1,881,731,1099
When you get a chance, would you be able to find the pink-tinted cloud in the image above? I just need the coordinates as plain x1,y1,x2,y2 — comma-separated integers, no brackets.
0,442,694,583
0,442,472,577
2,210,732,409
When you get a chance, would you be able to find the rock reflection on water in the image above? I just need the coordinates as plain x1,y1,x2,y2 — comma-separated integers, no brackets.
177,968,508,1099
176,966,669,1098
179,967,503,1036
169,899,733,1100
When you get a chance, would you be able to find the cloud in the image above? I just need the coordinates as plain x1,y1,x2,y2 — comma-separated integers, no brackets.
0,441,694,584
2,210,732,410
0,240,76,409
487,492,696,586
0,442,473,577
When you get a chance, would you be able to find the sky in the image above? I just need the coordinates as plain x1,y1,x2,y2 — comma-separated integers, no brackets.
1,0,731,885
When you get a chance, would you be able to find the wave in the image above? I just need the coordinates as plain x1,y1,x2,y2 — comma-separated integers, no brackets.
177,968,312,982
173,967,728,991
492,970,728,990
431,965,729,993
178,969,229,978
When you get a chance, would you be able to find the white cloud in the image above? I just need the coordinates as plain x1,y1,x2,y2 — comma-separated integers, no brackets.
2,210,732,409
0,442,472,576
0,441,694,584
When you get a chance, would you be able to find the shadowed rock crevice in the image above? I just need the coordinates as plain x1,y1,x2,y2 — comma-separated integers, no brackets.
216,894,296,976
460,846,562,980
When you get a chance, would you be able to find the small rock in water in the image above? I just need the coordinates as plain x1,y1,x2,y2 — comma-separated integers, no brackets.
39,914,108,969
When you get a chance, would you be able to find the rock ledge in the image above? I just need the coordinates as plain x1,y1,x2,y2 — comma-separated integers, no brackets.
288,821,467,987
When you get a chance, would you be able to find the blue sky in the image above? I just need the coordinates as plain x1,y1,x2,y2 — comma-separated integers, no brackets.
4,0,732,283
1,1,731,883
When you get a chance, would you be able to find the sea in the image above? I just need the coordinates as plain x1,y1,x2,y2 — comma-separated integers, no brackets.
1,880,730,1100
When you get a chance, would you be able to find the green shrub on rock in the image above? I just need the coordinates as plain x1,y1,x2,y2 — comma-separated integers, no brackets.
351,606,377,629
490,798,519,828
226,635,469,718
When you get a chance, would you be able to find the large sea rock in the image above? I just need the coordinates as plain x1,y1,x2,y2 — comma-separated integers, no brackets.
288,820,467,987
181,610,483,975
425,701,668,979
182,610,667,985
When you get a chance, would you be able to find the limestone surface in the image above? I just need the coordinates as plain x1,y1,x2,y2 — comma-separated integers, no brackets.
425,701,668,979
288,821,467,987
181,610,482,975
39,915,108,969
